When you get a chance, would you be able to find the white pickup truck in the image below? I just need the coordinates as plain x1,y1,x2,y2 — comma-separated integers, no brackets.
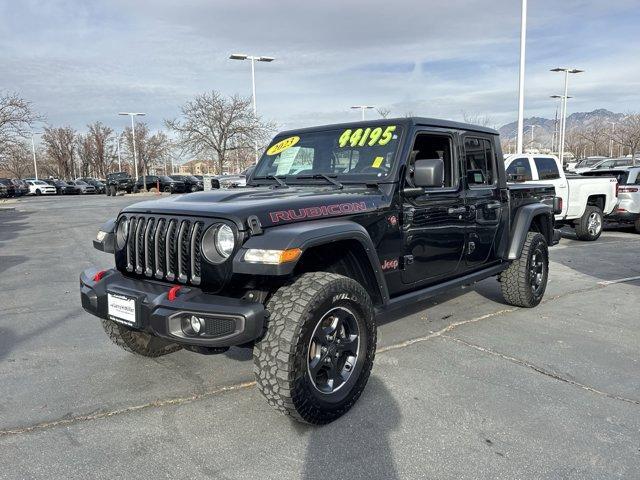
505,154,618,241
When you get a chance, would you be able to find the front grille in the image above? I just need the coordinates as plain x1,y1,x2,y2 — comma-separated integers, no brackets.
123,215,204,285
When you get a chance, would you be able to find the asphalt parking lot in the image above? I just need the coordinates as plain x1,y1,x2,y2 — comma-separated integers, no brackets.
1,194,639,479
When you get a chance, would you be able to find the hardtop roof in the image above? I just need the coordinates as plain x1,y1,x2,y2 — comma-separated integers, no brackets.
277,117,499,137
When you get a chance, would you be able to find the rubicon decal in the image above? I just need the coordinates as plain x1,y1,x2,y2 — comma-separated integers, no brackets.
269,201,368,223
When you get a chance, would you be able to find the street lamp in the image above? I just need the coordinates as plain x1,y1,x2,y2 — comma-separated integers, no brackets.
551,68,583,163
229,53,275,163
550,95,572,153
116,133,122,171
351,105,375,121
608,121,617,158
118,112,146,188
30,130,43,180
516,0,528,154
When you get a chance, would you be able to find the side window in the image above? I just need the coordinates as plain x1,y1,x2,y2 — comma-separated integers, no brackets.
505,158,533,181
464,137,495,186
534,157,560,180
407,133,456,188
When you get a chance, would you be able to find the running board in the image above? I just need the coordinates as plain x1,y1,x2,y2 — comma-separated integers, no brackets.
375,263,508,316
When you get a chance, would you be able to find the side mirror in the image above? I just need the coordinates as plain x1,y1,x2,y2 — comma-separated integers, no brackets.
466,169,485,185
413,158,444,188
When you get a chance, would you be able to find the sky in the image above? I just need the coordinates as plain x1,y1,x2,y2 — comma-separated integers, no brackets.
1,0,639,135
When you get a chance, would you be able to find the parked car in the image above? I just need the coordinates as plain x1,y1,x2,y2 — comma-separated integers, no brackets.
51,180,80,195
210,173,247,189
26,179,57,195
10,179,29,196
583,167,640,233
169,175,203,192
592,157,636,170
134,175,186,193
69,180,96,194
78,177,106,194
105,172,134,196
505,154,618,241
572,156,609,174
0,178,16,197
82,116,561,424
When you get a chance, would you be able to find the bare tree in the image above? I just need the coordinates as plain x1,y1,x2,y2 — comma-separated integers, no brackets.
0,142,33,178
42,126,77,178
122,123,171,177
166,91,274,175
86,121,115,177
376,107,391,119
462,112,495,129
577,119,609,157
0,91,41,156
612,114,640,165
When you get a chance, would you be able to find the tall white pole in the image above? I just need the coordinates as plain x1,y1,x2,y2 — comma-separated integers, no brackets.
117,135,122,171
30,134,38,180
516,0,528,154
609,122,615,158
559,71,570,163
130,115,140,185
250,57,259,162
361,107,365,121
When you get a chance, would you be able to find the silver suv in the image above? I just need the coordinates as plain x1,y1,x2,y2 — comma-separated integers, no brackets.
584,166,640,232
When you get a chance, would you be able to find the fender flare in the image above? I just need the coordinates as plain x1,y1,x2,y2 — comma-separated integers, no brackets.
507,204,553,260
232,219,389,303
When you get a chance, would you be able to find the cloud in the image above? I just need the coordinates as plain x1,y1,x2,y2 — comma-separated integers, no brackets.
0,0,638,134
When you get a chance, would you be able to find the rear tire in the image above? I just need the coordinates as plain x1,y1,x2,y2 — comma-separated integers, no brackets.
634,218,640,234
574,205,603,241
499,232,549,308
35,189,41,196
101,319,182,357
253,272,376,424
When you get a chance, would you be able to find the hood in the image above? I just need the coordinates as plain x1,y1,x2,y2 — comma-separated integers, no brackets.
121,185,391,230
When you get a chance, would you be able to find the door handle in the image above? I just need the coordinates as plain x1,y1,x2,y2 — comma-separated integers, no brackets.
447,206,467,215
485,202,502,211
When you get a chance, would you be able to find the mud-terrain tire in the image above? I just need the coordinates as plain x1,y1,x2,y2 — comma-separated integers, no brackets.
499,232,549,308
574,205,603,241
101,319,182,357
253,272,376,424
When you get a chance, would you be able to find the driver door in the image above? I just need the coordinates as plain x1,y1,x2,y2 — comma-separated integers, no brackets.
401,130,467,285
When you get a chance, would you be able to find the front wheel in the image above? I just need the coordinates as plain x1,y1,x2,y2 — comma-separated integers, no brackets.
575,205,603,241
101,319,182,357
253,272,376,424
35,189,41,196
634,218,640,234
499,231,549,308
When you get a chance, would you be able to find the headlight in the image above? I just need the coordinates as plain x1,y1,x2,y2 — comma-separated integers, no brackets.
244,248,302,265
116,218,129,249
202,224,235,263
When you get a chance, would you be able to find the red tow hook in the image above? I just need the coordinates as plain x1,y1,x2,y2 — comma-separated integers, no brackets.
92,270,107,282
168,285,182,302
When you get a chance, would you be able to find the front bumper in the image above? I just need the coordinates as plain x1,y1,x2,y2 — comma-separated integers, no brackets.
80,268,265,348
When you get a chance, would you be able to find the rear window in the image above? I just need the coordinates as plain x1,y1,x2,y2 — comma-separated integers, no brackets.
534,157,560,180
506,158,533,181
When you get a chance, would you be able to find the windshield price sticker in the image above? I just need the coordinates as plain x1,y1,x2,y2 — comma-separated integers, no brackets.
267,136,300,156
338,125,397,148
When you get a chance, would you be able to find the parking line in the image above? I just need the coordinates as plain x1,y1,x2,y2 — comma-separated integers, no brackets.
597,275,640,286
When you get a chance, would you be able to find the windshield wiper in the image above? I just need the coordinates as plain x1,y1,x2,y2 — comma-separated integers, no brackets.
253,175,288,188
295,174,343,189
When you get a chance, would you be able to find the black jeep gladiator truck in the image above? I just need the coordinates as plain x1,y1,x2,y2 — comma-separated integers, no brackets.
105,171,135,196
81,117,560,424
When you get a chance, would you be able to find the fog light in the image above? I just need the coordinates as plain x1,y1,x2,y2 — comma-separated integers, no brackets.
190,315,203,334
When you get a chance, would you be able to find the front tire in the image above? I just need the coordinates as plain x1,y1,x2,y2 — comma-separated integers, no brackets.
634,218,640,234
101,319,182,357
499,232,549,308
253,272,376,424
575,205,603,241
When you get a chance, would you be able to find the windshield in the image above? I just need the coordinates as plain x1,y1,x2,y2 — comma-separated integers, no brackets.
253,124,403,182
160,176,174,182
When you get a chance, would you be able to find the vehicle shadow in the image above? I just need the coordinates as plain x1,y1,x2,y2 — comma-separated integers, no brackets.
0,208,29,245
296,377,401,480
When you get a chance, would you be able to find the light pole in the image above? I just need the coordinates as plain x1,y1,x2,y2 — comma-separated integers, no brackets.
118,112,146,188
608,121,616,158
551,68,583,164
30,130,43,180
229,53,275,162
351,105,375,120
116,133,122,171
516,0,528,154
550,95,571,153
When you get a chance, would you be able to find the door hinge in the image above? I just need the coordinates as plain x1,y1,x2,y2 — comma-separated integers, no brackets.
401,255,414,270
